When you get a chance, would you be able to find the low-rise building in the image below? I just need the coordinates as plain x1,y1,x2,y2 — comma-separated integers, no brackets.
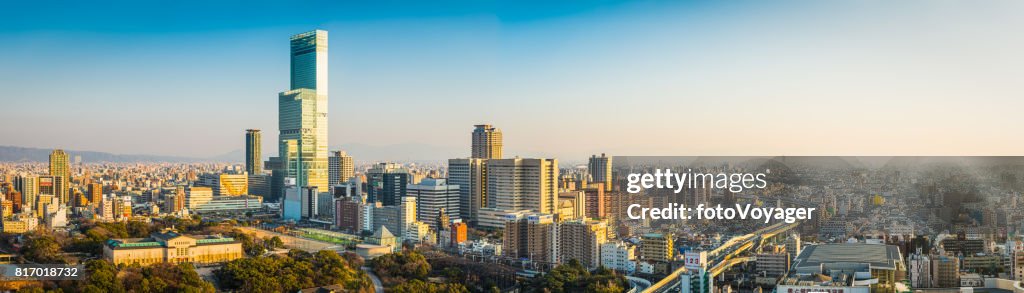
103,229,243,266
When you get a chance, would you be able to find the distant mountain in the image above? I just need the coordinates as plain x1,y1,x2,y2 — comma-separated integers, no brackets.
0,145,210,163
0,144,464,164
337,143,463,163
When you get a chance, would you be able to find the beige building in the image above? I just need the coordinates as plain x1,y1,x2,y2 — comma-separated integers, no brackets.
103,229,243,266
641,233,674,263
557,219,608,268
471,124,502,159
504,214,557,264
486,157,558,214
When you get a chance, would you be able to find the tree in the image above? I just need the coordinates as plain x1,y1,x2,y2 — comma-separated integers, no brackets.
22,233,65,264
370,251,430,285
215,249,371,292
528,260,627,293
391,279,469,293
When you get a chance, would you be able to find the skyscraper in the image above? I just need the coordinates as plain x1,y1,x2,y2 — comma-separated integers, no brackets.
407,178,460,230
329,150,354,186
588,153,613,192
486,157,558,214
558,219,609,268
245,129,262,174
366,162,410,206
448,158,486,224
49,149,70,202
471,124,502,159
269,30,330,198
14,175,38,213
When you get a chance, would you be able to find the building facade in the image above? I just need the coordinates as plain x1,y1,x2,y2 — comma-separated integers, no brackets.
103,230,243,266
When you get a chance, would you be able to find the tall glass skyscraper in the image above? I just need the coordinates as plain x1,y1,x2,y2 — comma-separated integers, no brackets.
269,30,330,200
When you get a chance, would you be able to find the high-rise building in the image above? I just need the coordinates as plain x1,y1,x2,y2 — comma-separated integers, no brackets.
471,124,502,159
290,30,328,96
932,255,960,288
49,149,70,184
504,214,557,264
448,158,486,225
329,150,354,186
587,153,613,192
366,163,410,206
269,30,330,201
558,219,608,269
247,174,271,198
371,196,417,237
37,175,67,205
407,178,460,230
14,175,38,213
486,158,558,214
245,129,262,174
908,253,932,288
582,183,605,219
785,233,801,263
300,186,320,219
88,183,103,208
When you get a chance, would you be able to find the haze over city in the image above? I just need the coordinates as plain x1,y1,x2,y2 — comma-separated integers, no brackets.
2,0,1024,161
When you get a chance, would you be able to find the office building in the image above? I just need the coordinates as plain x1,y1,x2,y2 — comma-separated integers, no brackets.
587,153,612,192
189,196,263,214
754,252,790,278
268,30,330,202
335,195,365,233
300,186,321,219
408,178,460,230
247,174,270,198
557,219,608,268
486,157,558,214
328,151,354,186
245,129,262,174
471,124,502,159
185,187,214,211
371,197,416,238
448,158,486,225
104,229,243,266
366,162,410,206
196,173,249,196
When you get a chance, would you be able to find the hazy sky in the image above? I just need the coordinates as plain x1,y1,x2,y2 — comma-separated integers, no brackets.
1,0,1023,161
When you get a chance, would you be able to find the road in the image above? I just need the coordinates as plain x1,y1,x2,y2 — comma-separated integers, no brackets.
362,266,384,293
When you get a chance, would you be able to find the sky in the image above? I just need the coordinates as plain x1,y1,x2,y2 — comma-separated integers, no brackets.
1,0,1023,162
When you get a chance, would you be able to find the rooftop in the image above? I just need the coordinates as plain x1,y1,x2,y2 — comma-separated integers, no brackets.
793,243,903,272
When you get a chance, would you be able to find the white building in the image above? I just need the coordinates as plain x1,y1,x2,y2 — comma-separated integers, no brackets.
601,241,637,274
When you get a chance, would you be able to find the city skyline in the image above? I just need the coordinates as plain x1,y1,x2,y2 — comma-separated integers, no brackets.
2,1,1024,162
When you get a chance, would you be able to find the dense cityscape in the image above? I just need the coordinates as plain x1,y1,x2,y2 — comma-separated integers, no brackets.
1,29,1023,293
